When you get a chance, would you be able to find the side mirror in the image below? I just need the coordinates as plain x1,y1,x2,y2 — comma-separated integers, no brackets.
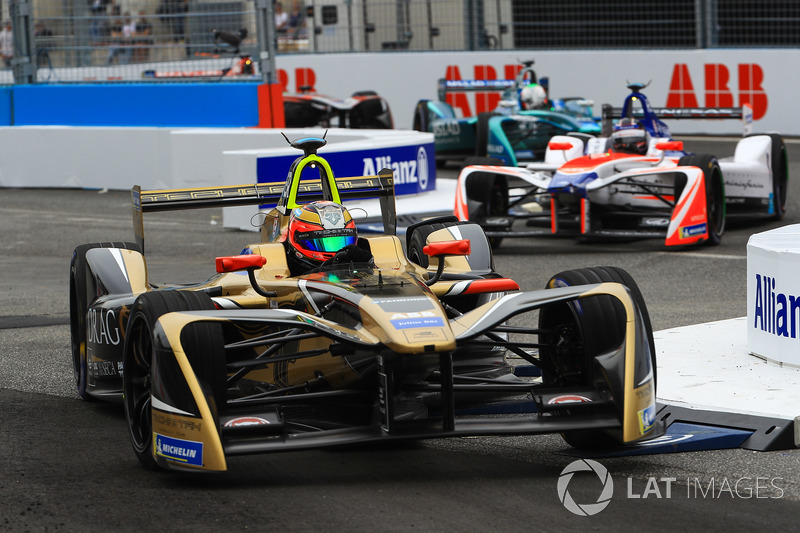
655,141,683,152
423,239,471,257
216,254,266,273
547,141,574,151
421,239,471,285
215,254,275,298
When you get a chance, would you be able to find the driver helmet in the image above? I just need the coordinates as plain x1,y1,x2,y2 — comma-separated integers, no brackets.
286,201,357,269
611,118,649,155
519,83,547,110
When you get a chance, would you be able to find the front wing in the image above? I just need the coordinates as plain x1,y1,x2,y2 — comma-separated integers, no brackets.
146,283,658,472
455,163,710,246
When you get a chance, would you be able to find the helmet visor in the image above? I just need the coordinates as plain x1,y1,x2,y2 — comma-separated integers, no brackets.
296,228,356,252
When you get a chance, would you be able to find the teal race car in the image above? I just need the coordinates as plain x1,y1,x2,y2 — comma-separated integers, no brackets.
412,61,601,167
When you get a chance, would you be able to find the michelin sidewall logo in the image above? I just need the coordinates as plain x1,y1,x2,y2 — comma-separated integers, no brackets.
557,459,614,516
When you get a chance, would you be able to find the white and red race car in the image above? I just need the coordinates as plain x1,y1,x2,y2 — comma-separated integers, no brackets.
453,83,788,248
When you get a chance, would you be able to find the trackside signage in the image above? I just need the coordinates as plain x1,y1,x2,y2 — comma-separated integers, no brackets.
274,49,800,134
747,224,800,367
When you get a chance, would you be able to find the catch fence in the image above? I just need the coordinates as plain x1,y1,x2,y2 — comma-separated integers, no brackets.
1,0,798,84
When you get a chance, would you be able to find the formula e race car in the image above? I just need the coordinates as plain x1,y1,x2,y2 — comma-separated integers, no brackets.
413,60,601,166
283,88,394,129
69,135,659,472
453,83,788,248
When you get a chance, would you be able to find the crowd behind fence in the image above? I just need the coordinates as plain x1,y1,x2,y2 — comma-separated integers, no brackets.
1,0,799,84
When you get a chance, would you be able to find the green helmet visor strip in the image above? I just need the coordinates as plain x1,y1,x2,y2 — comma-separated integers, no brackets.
295,227,357,252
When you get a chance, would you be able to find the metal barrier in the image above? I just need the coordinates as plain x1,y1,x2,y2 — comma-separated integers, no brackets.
1,0,799,84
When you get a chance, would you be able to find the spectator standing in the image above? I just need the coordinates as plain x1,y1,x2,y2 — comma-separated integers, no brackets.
132,10,153,62
89,0,112,42
106,12,135,64
288,1,305,38
0,20,12,68
34,21,54,68
274,2,288,35
157,0,188,43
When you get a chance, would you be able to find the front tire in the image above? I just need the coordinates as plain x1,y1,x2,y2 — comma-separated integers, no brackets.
461,156,508,249
767,133,788,219
678,154,725,246
123,290,221,470
539,266,656,450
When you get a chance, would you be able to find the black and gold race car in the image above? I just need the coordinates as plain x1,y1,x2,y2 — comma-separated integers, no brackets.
69,135,660,472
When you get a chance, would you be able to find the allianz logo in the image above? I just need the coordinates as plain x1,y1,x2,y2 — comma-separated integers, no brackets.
362,147,430,189
753,273,800,337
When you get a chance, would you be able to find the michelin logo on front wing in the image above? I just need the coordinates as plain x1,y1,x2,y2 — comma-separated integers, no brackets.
361,146,429,190
679,222,707,239
154,433,203,466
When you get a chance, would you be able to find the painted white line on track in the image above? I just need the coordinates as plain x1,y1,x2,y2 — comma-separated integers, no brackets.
656,251,745,260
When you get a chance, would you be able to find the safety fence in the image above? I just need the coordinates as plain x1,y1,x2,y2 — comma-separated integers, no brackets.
1,0,798,84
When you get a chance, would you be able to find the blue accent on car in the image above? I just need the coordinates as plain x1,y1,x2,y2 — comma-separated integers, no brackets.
155,433,203,466
621,85,672,139
548,171,597,196
391,317,445,329
680,223,708,238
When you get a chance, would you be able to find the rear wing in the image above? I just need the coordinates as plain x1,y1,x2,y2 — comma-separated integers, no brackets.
132,168,395,253
601,103,753,136
436,76,550,101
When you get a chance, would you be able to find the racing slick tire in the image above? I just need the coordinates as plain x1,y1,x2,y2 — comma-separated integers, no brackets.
69,241,140,401
412,99,432,132
123,290,224,470
475,112,500,157
761,133,788,220
461,156,509,249
539,267,656,450
677,154,725,246
407,217,493,272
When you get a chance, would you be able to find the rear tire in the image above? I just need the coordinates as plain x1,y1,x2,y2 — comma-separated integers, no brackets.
461,156,508,249
407,218,494,275
475,112,500,157
539,267,656,450
69,242,139,401
677,154,725,245
408,219,461,269
122,290,222,470
412,100,432,132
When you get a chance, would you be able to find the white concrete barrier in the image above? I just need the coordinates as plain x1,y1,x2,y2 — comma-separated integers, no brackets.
0,126,433,196
747,224,800,367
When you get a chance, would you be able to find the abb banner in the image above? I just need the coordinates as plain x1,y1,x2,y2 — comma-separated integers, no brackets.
274,50,795,134
667,63,767,120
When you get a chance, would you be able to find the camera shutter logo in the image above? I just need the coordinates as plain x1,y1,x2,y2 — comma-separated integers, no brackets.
557,459,614,516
